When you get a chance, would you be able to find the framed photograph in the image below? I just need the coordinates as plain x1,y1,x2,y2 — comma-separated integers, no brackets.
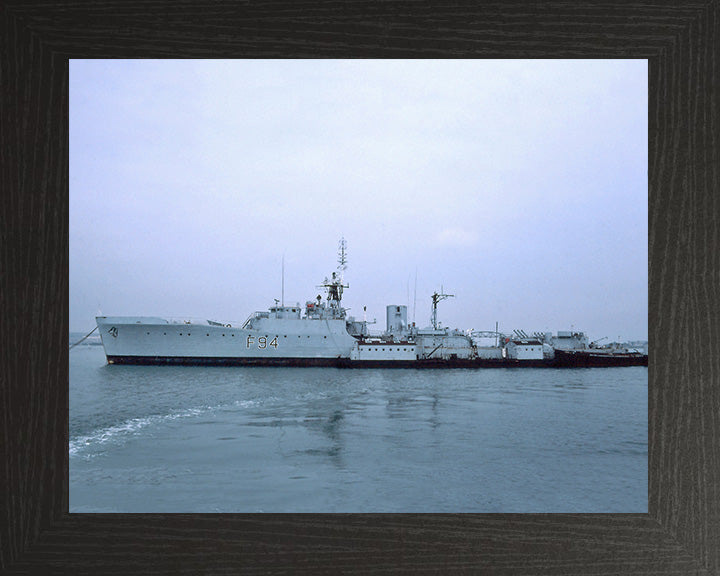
67,58,648,516
2,2,717,574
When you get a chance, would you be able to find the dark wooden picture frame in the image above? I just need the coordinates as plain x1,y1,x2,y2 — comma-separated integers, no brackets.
2,2,718,574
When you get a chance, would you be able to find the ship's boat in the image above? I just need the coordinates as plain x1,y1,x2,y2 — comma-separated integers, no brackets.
95,239,647,368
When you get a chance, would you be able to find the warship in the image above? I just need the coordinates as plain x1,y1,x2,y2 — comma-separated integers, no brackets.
96,239,648,368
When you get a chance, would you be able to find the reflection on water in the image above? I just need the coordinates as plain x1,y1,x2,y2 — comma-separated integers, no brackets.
71,345,647,512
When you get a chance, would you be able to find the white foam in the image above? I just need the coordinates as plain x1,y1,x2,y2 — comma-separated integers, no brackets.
70,399,261,458
70,407,206,458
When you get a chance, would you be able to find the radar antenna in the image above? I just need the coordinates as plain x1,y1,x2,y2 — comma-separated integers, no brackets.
430,287,454,329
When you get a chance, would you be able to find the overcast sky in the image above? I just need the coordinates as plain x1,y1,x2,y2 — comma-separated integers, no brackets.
70,59,647,341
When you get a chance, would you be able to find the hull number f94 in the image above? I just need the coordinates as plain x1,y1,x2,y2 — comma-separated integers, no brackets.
246,335,279,349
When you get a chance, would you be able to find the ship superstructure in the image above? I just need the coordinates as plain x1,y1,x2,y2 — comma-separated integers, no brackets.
96,239,647,368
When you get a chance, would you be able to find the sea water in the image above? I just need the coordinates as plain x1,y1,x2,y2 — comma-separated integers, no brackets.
70,339,648,512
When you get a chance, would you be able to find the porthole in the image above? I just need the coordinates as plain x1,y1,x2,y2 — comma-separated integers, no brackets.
206,333,209,336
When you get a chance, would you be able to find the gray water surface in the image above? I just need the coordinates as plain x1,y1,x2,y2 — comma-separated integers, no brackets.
70,342,647,512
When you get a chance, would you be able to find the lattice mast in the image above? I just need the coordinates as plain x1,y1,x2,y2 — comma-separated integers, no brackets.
319,237,349,305
337,237,347,287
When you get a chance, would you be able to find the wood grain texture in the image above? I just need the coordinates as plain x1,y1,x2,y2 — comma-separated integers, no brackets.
1,1,718,574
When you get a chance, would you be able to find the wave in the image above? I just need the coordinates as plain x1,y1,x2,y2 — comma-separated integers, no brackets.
70,399,261,458
69,407,204,458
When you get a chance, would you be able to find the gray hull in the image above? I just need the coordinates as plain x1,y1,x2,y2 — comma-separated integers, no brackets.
96,316,357,363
